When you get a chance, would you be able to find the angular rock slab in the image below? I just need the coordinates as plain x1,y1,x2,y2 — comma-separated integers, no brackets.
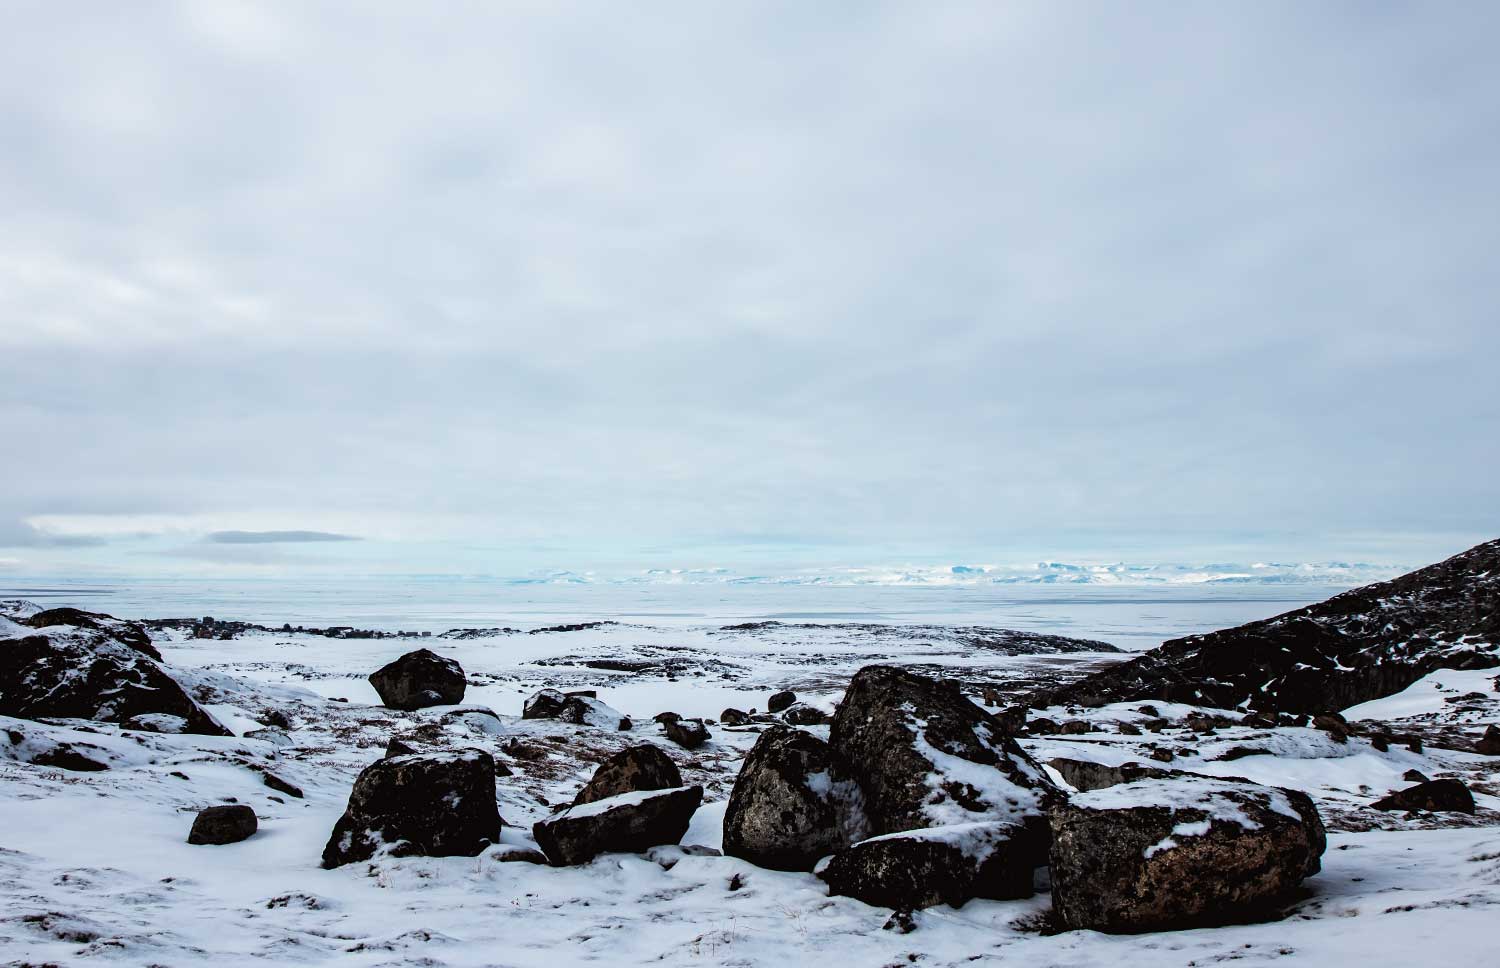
818,822,1034,910
829,665,1060,850
368,648,466,711
723,724,867,871
1048,775,1326,933
322,750,500,868
0,621,229,736
533,785,703,866
575,744,682,806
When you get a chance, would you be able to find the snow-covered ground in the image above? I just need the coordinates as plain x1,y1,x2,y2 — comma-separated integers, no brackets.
1,610,1496,966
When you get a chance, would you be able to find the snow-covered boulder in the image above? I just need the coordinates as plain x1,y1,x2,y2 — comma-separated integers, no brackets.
523,687,569,719
367,648,466,710
321,750,501,868
574,744,682,806
780,702,832,726
189,805,258,845
1048,776,1326,933
523,688,627,728
663,717,710,748
723,724,867,871
532,786,703,866
0,617,229,736
829,665,1061,861
1371,778,1474,814
818,822,1034,909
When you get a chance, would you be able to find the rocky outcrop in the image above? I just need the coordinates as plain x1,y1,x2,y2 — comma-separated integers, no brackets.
829,666,1060,859
780,702,832,726
574,744,682,806
1048,776,1326,933
818,822,1034,909
21,608,160,660
189,805,258,845
532,786,703,866
1371,778,1474,814
1031,539,1500,715
723,725,867,870
0,619,229,736
368,649,465,710
322,750,501,868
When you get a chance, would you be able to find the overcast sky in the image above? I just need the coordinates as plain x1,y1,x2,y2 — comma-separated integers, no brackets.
2,1,1497,576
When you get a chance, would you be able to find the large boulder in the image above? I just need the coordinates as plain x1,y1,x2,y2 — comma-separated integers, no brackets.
368,649,466,711
322,750,501,868
767,690,797,713
189,805,258,845
574,744,682,806
723,725,868,870
522,688,626,728
1032,538,1500,714
1048,776,1326,933
533,786,703,866
818,822,1034,909
829,666,1060,857
0,619,229,736
1371,778,1475,814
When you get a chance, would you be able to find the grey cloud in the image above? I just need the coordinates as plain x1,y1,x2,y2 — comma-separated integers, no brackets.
206,530,360,544
0,2,1497,569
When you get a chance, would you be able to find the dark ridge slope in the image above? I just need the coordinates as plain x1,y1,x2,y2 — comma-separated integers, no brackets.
1030,539,1500,715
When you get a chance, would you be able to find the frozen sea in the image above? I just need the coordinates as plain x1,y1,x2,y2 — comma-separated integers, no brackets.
0,576,1353,652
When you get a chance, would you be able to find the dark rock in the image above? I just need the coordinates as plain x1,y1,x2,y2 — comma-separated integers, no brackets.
557,694,627,728
767,691,797,713
532,785,704,866
993,706,1027,733
368,649,465,711
524,689,566,718
1370,734,1390,752
1184,713,1217,734
723,725,868,871
1116,722,1141,736
261,771,303,799
385,737,417,758
1475,724,1500,756
1215,746,1270,762
574,744,682,806
1049,776,1326,933
1148,748,1175,763
829,666,1061,864
1059,719,1091,735
189,805,258,845
31,744,110,772
819,822,1034,909
1136,705,1160,717
720,708,750,727
0,624,229,735
1402,769,1430,783
663,718,710,749
321,750,501,868
495,847,550,864
653,711,681,724
1241,712,1278,728
780,702,832,726
1031,539,1500,715
1026,718,1059,735
23,608,160,660
1311,713,1349,742
1371,778,1475,814
1047,758,1182,792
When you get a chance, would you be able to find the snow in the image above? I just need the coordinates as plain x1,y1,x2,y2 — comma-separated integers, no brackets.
1,595,1496,965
